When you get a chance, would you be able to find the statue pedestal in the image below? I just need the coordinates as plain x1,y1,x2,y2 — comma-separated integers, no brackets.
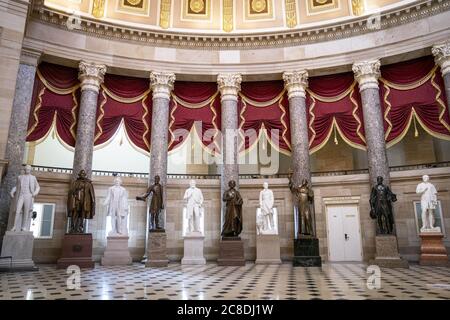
101,236,132,266
369,235,409,268
256,235,281,264
419,232,449,266
145,231,168,267
182,233,206,265
57,233,94,269
217,237,245,266
0,231,37,271
293,237,322,267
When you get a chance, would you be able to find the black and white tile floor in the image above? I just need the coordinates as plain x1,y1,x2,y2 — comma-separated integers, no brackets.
0,263,449,300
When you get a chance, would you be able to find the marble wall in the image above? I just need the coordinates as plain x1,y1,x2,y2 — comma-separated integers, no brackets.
30,167,450,263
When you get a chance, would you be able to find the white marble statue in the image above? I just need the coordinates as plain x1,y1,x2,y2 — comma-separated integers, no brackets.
183,180,204,234
257,182,278,235
416,175,440,233
103,177,129,236
10,165,40,232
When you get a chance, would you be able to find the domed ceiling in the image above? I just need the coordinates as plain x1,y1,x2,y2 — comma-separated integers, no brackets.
43,0,411,34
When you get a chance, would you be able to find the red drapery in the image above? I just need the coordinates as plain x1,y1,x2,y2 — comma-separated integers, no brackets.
306,72,366,153
380,56,450,146
27,62,80,148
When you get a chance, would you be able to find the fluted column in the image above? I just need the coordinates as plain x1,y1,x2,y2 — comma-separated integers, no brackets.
283,71,310,186
432,42,450,116
149,71,175,229
353,60,390,186
217,73,242,196
0,50,41,241
72,61,106,179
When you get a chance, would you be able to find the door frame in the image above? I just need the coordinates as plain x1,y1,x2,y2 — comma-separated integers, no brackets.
323,196,363,262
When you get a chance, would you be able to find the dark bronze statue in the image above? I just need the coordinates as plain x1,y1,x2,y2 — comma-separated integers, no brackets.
137,175,164,231
289,176,314,236
222,180,243,237
67,170,96,233
370,176,397,235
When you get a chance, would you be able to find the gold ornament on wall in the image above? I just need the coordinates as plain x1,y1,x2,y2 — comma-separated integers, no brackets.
223,0,233,32
160,0,171,29
285,0,297,28
351,0,365,16
126,0,142,5
92,0,106,18
251,0,267,13
189,0,205,14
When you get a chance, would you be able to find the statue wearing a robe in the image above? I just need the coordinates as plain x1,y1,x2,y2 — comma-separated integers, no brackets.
222,180,243,237
67,170,96,233
289,177,314,236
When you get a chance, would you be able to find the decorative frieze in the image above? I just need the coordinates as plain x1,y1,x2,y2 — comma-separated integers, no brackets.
217,73,242,101
432,42,450,76
150,71,176,100
352,60,381,92
282,71,308,99
78,61,106,93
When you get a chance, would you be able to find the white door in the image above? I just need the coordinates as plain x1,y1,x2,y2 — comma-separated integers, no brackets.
326,205,362,262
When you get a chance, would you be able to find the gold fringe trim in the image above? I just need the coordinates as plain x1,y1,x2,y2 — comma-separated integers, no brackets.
239,89,286,107
307,82,357,103
142,96,150,151
172,91,219,109
100,84,150,103
36,69,79,95
379,66,438,90
94,90,107,143
383,83,393,140
27,86,46,136
349,87,366,144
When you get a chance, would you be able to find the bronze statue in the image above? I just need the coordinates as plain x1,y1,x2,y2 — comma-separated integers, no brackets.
289,176,314,236
136,175,164,231
67,170,96,233
370,176,397,235
222,180,243,237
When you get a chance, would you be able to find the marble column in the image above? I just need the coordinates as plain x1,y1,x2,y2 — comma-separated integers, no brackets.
149,71,175,229
283,71,310,186
0,50,41,243
72,61,106,179
352,60,390,186
432,42,450,116
217,73,242,196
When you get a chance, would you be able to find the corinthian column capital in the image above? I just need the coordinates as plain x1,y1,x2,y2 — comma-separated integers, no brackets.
217,73,242,102
432,42,450,76
150,71,176,100
283,70,308,99
352,60,380,92
78,61,106,93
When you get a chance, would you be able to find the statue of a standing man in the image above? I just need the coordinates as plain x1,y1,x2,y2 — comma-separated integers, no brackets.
289,176,314,236
222,180,243,237
137,175,164,231
10,165,40,232
416,175,439,232
183,180,204,234
370,176,397,235
104,177,129,236
67,170,96,233
259,182,275,232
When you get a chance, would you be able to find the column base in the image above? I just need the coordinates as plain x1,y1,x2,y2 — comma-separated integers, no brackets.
369,235,409,268
57,233,94,269
145,231,168,267
0,231,37,271
256,235,281,264
217,237,245,266
101,236,132,266
419,232,449,267
182,234,206,265
293,237,322,267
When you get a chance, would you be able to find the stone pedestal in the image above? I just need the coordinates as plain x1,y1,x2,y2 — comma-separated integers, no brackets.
419,232,449,266
145,231,168,267
293,237,322,267
57,233,94,269
182,233,206,265
101,236,132,266
369,235,409,268
256,235,281,264
217,237,245,266
0,231,37,270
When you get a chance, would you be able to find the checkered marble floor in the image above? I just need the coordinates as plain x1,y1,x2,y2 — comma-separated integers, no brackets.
0,263,449,300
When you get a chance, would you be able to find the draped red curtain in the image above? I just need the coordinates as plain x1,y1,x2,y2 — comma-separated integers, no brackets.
380,56,450,146
306,72,366,153
27,62,80,147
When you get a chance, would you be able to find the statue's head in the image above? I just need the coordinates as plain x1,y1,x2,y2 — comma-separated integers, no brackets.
376,176,383,185
114,177,122,186
422,175,430,183
263,182,269,189
78,170,87,179
24,165,32,174
228,180,236,189
154,175,160,184
190,180,196,188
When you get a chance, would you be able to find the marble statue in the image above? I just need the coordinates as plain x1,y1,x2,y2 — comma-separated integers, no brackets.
289,177,314,236
370,176,397,235
222,180,243,237
10,165,40,232
104,177,129,236
183,180,204,234
67,170,96,233
416,175,440,232
136,175,164,231
257,182,276,235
